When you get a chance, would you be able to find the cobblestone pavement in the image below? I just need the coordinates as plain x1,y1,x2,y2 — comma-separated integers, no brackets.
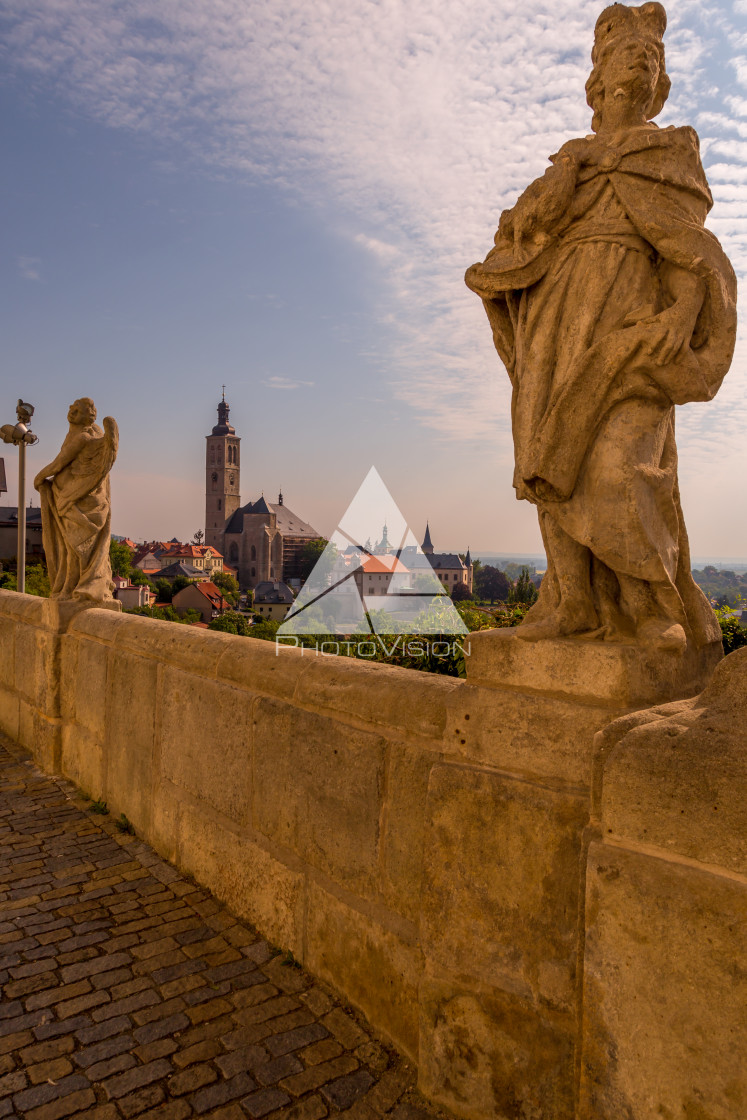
0,737,446,1120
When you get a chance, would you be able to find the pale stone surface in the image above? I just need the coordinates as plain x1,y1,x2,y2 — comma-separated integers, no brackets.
448,677,622,785
418,976,575,1120
306,881,423,1062
177,804,306,957
106,649,158,830
2,586,745,1120
61,722,105,801
421,763,587,1009
33,397,119,601
293,656,458,741
466,2,736,669
253,697,386,897
596,646,747,870
467,626,721,706
159,666,256,827
580,841,747,1120
379,740,440,923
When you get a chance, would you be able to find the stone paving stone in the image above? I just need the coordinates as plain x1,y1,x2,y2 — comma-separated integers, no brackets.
0,736,446,1120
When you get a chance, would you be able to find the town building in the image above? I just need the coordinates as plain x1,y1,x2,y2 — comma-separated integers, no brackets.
253,580,295,620
412,523,473,593
156,561,208,584
353,554,411,598
172,580,229,624
0,504,44,562
112,575,154,609
204,395,320,590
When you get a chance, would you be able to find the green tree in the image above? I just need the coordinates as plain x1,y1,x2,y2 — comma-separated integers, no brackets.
125,605,201,625
109,539,132,579
299,538,336,581
129,567,152,588
715,605,747,654
152,578,172,602
211,571,240,605
171,575,194,595
474,565,510,603
0,563,50,597
508,566,539,606
208,611,252,636
251,618,280,641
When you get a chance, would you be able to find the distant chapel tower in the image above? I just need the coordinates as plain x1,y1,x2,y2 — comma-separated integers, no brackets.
205,393,241,550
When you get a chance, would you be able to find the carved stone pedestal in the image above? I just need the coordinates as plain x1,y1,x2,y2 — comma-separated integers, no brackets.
466,627,722,707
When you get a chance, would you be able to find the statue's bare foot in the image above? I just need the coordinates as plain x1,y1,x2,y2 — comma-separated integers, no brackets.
515,602,597,642
637,619,687,654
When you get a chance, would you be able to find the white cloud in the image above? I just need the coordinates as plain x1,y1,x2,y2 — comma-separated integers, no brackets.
261,375,314,390
2,0,745,464
18,255,41,281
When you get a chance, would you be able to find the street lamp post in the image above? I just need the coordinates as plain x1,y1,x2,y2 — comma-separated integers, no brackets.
1,401,39,595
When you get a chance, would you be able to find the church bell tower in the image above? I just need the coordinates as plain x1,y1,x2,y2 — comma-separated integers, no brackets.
205,392,241,549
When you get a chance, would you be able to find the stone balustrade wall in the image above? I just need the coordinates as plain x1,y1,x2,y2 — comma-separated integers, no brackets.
1,588,743,1120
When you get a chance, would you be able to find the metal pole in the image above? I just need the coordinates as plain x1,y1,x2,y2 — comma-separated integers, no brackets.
17,441,26,594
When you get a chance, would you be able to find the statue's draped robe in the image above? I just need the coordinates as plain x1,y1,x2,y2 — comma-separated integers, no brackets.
39,420,118,601
466,125,737,645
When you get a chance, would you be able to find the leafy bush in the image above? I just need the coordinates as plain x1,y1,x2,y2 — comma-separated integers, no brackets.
0,563,50,597
208,611,253,636
715,606,747,655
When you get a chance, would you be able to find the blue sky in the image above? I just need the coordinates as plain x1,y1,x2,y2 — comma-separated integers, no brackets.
1,0,746,556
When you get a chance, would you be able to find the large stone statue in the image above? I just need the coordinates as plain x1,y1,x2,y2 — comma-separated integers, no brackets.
466,2,736,654
34,398,119,601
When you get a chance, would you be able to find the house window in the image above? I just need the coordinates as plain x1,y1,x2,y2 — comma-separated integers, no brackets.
251,567,256,577
229,542,238,562
218,500,222,510
251,545,256,561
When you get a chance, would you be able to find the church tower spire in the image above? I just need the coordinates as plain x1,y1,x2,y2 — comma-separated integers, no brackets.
422,522,434,556
205,392,241,550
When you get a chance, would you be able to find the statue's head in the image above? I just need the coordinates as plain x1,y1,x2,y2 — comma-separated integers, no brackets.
68,397,97,426
586,2,670,131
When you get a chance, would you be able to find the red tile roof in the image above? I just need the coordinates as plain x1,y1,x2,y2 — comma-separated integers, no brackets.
361,555,409,575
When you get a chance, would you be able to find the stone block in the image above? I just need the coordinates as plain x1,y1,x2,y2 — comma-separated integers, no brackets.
467,627,722,706
0,614,15,688
177,804,305,956
293,656,458,741
306,881,422,1061
63,638,110,740
446,682,617,786
418,975,575,1120
112,613,231,676
379,741,437,923
580,840,747,1120
61,724,105,800
13,623,58,712
600,648,747,874
253,697,385,896
105,650,158,831
0,684,20,741
69,606,128,643
0,588,49,625
18,702,61,772
150,779,181,864
421,763,587,1010
217,638,309,702
159,667,255,828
